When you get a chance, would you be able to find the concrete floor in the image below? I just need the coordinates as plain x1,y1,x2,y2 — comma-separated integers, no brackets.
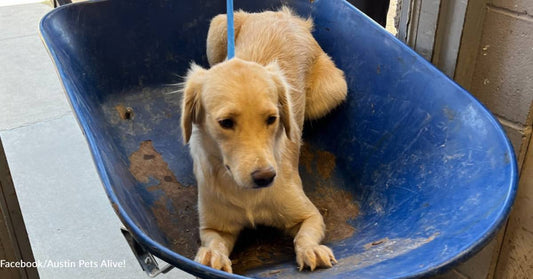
0,2,495,279
0,2,192,279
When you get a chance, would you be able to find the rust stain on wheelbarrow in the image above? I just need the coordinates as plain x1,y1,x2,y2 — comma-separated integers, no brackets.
128,140,359,274
115,104,134,120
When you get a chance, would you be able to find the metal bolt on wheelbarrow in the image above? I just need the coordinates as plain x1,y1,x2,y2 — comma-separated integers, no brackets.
121,228,174,277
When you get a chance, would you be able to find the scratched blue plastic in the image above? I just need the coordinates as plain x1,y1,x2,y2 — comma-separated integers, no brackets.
40,0,517,278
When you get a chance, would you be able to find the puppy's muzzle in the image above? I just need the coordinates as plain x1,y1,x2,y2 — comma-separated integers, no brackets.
251,167,276,188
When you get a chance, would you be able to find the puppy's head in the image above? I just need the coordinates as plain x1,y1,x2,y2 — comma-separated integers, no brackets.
181,58,292,189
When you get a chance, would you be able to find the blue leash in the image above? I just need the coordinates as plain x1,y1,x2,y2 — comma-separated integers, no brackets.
226,0,235,59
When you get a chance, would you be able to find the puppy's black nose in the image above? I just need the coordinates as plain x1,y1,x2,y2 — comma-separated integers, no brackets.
251,167,276,188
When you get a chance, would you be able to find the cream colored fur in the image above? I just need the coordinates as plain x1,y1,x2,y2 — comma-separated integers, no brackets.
180,7,347,273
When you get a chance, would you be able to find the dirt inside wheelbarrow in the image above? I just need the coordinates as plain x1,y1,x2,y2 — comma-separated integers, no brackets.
129,140,199,259
129,141,359,274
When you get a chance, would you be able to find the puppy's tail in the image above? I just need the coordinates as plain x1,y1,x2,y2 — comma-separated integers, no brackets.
304,52,348,120
279,6,314,31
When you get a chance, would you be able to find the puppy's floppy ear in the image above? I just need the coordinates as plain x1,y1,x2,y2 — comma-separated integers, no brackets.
266,61,293,140
181,63,207,144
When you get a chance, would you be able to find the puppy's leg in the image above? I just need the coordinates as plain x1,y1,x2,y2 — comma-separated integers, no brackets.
293,209,337,271
304,52,348,120
206,12,248,66
195,228,238,273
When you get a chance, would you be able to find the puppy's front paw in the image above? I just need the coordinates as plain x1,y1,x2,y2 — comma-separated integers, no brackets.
296,244,337,271
195,246,233,273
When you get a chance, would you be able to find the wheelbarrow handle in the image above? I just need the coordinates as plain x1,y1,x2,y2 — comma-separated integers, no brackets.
121,228,175,277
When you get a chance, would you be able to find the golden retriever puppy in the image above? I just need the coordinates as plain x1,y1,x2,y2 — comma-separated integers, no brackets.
180,7,347,273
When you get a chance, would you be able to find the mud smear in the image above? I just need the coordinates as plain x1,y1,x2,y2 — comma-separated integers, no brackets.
316,150,336,179
128,141,358,275
335,233,439,272
260,234,439,278
129,140,199,259
301,144,359,242
300,144,337,179
308,184,358,242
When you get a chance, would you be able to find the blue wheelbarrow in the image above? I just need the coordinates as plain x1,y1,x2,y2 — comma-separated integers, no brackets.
40,0,518,278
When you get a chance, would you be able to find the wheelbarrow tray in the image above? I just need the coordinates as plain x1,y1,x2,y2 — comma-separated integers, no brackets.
40,0,518,278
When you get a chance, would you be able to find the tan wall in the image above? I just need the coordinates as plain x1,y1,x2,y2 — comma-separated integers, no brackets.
496,138,533,279
459,0,533,164
456,0,533,278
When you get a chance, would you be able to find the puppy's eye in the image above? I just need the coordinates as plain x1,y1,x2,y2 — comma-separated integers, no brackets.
218,119,234,129
266,116,277,125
